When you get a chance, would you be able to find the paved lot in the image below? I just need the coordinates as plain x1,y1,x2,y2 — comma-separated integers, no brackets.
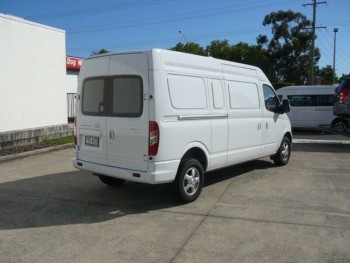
0,145,349,262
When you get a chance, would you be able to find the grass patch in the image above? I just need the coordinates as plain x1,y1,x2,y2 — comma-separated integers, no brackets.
44,135,74,144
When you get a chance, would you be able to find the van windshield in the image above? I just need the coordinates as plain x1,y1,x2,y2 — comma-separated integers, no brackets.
82,75,143,117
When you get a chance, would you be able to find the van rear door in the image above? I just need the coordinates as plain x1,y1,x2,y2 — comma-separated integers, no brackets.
77,56,109,166
106,54,149,172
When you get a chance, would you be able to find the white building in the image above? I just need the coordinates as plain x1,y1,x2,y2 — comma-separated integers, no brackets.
0,14,71,148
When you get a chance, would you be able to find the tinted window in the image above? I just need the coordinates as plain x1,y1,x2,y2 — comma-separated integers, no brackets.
288,95,315,106
82,79,105,115
288,95,334,107
316,95,335,106
263,84,280,112
337,79,350,92
82,76,143,117
112,77,142,117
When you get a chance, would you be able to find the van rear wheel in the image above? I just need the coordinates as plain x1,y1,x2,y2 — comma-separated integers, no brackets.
96,174,125,186
331,118,349,130
172,159,204,204
272,137,291,166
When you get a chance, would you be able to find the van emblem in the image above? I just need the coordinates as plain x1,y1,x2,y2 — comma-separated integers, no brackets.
95,123,100,128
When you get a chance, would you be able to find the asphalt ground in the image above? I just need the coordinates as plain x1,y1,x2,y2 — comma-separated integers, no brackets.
0,138,349,262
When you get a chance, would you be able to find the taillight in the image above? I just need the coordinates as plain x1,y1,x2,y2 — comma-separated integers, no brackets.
340,89,349,104
148,121,159,156
74,117,77,145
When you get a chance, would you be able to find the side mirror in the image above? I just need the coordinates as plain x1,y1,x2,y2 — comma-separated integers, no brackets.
280,99,290,113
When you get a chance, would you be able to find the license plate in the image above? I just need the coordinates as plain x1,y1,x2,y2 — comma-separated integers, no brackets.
85,136,99,147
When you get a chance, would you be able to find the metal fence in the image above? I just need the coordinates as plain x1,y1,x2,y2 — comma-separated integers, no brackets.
67,93,76,123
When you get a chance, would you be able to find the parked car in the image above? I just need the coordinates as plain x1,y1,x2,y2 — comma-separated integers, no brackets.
333,78,350,129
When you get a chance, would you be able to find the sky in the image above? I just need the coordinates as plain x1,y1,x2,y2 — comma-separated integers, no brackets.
1,0,349,76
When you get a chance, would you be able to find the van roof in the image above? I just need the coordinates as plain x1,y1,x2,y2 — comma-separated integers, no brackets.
85,48,270,83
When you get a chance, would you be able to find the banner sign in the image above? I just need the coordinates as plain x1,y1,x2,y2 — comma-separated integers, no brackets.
66,56,83,70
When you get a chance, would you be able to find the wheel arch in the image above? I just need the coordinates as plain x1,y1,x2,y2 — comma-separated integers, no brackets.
284,131,292,144
181,145,208,172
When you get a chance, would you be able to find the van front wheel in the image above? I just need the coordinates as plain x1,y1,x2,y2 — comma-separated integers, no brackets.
172,159,204,203
272,137,291,166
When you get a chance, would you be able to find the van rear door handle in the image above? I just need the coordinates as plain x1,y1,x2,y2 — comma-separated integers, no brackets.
109,130,115,140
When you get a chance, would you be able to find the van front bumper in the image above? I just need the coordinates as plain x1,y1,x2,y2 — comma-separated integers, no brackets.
73,158,180,184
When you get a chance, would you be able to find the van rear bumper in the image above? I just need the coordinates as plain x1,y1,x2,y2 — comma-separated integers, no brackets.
73,158,180,184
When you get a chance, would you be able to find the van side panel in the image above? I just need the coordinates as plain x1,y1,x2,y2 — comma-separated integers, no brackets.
226,80,263,165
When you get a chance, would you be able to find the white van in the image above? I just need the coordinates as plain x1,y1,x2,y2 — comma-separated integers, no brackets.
276,85,336,129
73,49,292,203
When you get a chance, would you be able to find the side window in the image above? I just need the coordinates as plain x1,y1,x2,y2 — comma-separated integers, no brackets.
211,80,224,109
316,95,335,106
263,84,280,112
228,81,260,109
82,79,105,115
287,95,315,106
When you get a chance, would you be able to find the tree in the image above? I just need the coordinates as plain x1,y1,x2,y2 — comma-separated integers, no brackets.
231,42,269,74
90,48,110,56
206,40,232,60
339,73,350,83
257,10,320,85
315,65,337,85
170,42,206,56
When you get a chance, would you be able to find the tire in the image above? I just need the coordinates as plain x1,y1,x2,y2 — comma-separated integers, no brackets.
96,174,125,186
272,137,291,166
331,118,349,130
172,159,204,204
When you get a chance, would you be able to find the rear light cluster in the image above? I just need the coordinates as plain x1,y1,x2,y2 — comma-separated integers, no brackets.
74,117,77,145
339,89,349,104
148,121,159,156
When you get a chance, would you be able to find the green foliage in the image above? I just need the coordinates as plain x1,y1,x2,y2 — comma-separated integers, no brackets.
170,42,206,56
44,136,74,144
315,65,337,84
339,73,350,83
258,10,319,85
91,48,110,56
167,10,345,87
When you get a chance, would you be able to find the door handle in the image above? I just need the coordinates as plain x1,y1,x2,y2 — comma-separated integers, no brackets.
109,130,115,140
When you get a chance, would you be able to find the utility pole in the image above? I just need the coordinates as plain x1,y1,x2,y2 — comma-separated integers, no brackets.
303,0,326,85
333,28,338,84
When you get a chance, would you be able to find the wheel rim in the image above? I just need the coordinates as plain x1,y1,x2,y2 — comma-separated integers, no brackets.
183,167,200,196
334,121,346,129
281,142,289,161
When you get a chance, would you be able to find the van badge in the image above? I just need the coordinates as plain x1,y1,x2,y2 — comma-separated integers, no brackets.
95,123,100,128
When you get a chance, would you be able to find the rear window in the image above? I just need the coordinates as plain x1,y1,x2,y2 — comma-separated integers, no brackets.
337,79,350,92
82,76,143,117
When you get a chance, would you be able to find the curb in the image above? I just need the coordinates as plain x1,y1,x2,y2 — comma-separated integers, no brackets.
0,143,74,163
293,139,350,145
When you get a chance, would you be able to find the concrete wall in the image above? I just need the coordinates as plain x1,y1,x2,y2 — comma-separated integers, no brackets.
0,14,67,133
0,124,74,149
